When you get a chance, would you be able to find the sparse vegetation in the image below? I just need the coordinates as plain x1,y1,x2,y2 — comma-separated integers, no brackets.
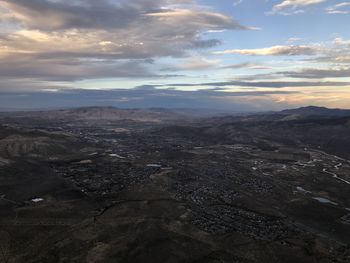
0,107,349,262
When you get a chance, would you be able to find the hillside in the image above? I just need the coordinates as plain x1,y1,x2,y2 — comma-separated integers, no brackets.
0,107,191,124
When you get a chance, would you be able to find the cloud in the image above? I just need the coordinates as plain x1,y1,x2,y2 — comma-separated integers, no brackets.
281,67,350,79
0,86,299,111
221,62,271,70
213,45,322,56
233,0,244,6
326,2,350,14
167,80,350,88
0,0,249,88
312,55,350,63
332,37,350,46
0,79,71,93
190,39,222,49
270,0,326,15
0,0,139,31
287,37,302,43
0,59,161,81
274,0,326,10
145,8,247,30
305,37,350,63
161,57,220,71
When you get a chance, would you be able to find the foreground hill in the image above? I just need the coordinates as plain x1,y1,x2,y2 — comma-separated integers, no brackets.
0,125,96,161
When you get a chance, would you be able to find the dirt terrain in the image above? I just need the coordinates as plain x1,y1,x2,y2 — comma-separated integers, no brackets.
0,107,349,262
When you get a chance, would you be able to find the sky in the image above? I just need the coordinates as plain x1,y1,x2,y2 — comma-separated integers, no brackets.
0,0,350,111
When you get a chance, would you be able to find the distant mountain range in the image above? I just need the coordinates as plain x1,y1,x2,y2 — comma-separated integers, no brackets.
278,106,350,118
0,106,194,124
1,106,350,122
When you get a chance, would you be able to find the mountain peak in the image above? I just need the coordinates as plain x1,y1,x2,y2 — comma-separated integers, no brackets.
280,106,350,117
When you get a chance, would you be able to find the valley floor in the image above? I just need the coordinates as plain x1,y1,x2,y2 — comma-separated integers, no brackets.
0,111,349,262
